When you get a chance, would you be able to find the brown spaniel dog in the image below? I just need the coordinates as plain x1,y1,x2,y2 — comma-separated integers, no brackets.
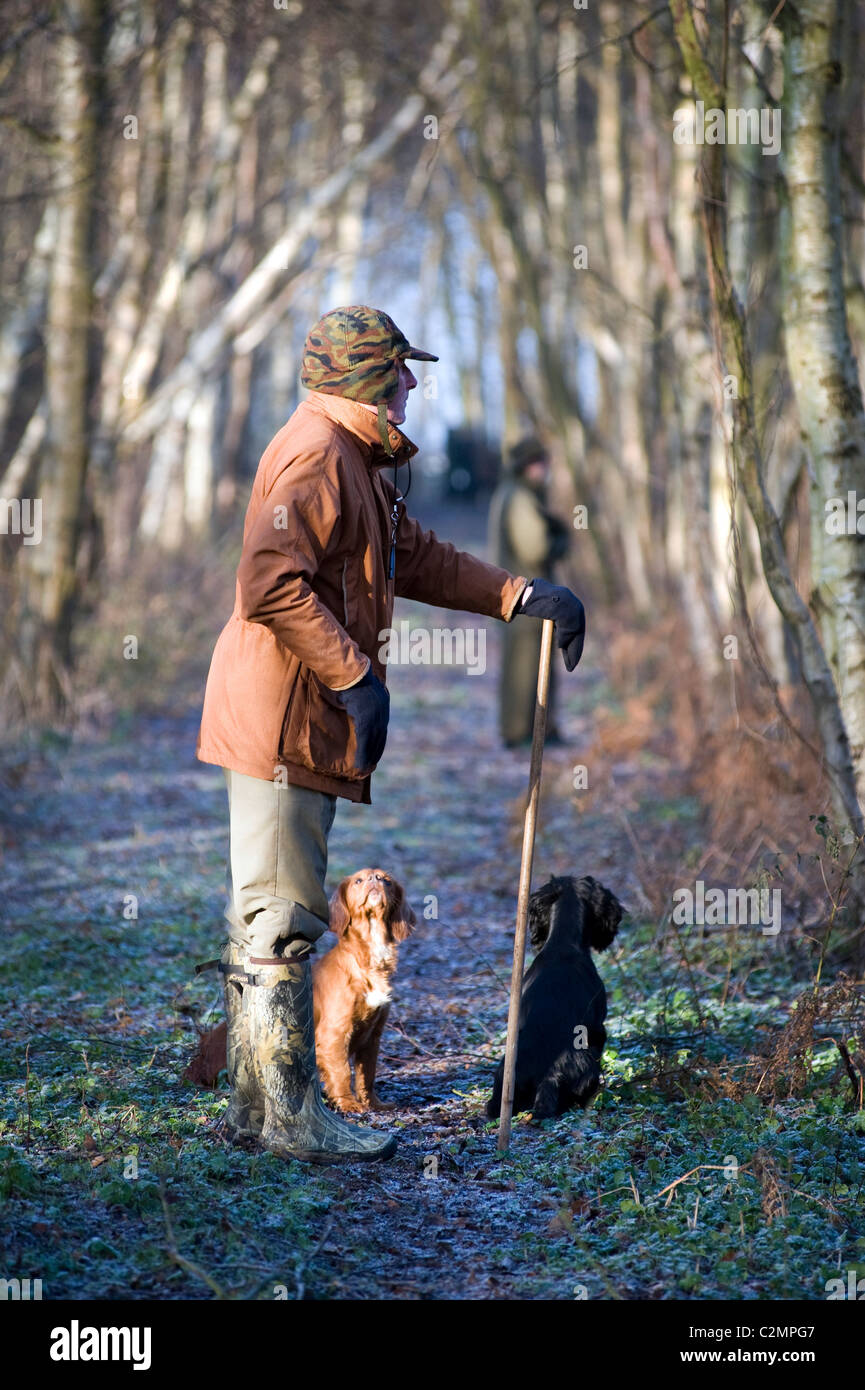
312,868,415,1113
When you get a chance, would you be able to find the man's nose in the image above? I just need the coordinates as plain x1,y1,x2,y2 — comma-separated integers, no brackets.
405,367,417,390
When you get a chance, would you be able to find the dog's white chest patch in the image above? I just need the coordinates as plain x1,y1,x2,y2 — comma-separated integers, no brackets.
369,921,395,969
365,987,391,1009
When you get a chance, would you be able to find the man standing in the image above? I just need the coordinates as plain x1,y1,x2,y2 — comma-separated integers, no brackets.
488,437,571,747
197,307,586,1164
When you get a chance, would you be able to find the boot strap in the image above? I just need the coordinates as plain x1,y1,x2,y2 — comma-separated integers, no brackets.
194,956,288,987
246,954,307,983
218,959,263,986
219,956,307,987
203,939,314,989
194,957,222,976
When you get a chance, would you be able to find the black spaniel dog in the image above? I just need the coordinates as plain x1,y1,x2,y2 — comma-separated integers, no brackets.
487,875,623,1122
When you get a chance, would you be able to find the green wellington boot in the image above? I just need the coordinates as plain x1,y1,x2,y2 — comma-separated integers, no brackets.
247,948,397,1164
219,942,265,1143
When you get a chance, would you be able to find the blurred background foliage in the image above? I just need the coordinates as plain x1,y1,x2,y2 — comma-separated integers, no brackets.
1,0,865,946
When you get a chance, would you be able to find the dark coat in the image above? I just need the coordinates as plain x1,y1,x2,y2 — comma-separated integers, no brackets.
487,474,569,743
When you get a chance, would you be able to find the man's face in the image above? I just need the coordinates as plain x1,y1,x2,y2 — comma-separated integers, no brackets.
523,458,549,487
354,358,417,429
386,358,417,425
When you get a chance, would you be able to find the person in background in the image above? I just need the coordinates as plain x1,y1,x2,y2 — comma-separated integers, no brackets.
488,436,571,747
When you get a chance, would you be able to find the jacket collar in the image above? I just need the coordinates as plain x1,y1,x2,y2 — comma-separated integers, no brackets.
304,390,418,470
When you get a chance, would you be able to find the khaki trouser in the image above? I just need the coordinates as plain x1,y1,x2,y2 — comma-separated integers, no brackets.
222,769,337,956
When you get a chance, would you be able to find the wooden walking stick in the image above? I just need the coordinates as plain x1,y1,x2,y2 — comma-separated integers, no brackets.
497,616,555,1152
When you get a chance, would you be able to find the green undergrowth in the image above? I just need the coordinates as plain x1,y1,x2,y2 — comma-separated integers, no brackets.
2,903,862,1300
447,926,865,1299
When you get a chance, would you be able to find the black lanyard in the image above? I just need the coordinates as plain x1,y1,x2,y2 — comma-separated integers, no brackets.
388,493,402,580
387,455,412,582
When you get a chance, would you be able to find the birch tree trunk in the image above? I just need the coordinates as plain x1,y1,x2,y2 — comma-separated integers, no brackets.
18,0,101,713
667,92,727,677
597,0,653,613
780,0,865,809
670,0,865,957
120,14,465,446
330,58,371,306
0,203,56,455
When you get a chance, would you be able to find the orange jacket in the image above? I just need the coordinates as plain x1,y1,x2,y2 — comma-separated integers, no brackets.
196,391,526,800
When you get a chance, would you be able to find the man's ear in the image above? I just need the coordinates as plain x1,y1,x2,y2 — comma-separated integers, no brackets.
329,879,353,937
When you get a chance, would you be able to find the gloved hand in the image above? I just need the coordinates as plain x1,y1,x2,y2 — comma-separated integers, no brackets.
518,578,586,671
334,666,390,770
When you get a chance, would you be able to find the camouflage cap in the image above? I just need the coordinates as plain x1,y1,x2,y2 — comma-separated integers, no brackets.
300,305,438,405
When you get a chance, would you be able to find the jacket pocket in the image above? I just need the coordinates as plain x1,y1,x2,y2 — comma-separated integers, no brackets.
280,667,367,782
309,674,369,778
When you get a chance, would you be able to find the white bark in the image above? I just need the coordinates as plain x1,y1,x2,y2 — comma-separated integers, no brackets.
330,58,370,305
91,0,162,468
0,202,56,447
120,34,278,408
670,0,865,863
781,0,865,807
0,397,47,499
138,386,194,543
21,0,99,706
182,382,218,535
120,14,465,445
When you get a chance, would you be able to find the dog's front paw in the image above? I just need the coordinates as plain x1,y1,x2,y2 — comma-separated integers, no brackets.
332,1097,365,1114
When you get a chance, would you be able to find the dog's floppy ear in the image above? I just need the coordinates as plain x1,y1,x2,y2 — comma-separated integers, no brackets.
389,882,416,942
329,878,354,937
528,876,564,952
577,876,623,952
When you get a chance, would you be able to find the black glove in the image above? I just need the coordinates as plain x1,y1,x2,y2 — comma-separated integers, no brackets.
334,667,390,770
518,577,586,671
